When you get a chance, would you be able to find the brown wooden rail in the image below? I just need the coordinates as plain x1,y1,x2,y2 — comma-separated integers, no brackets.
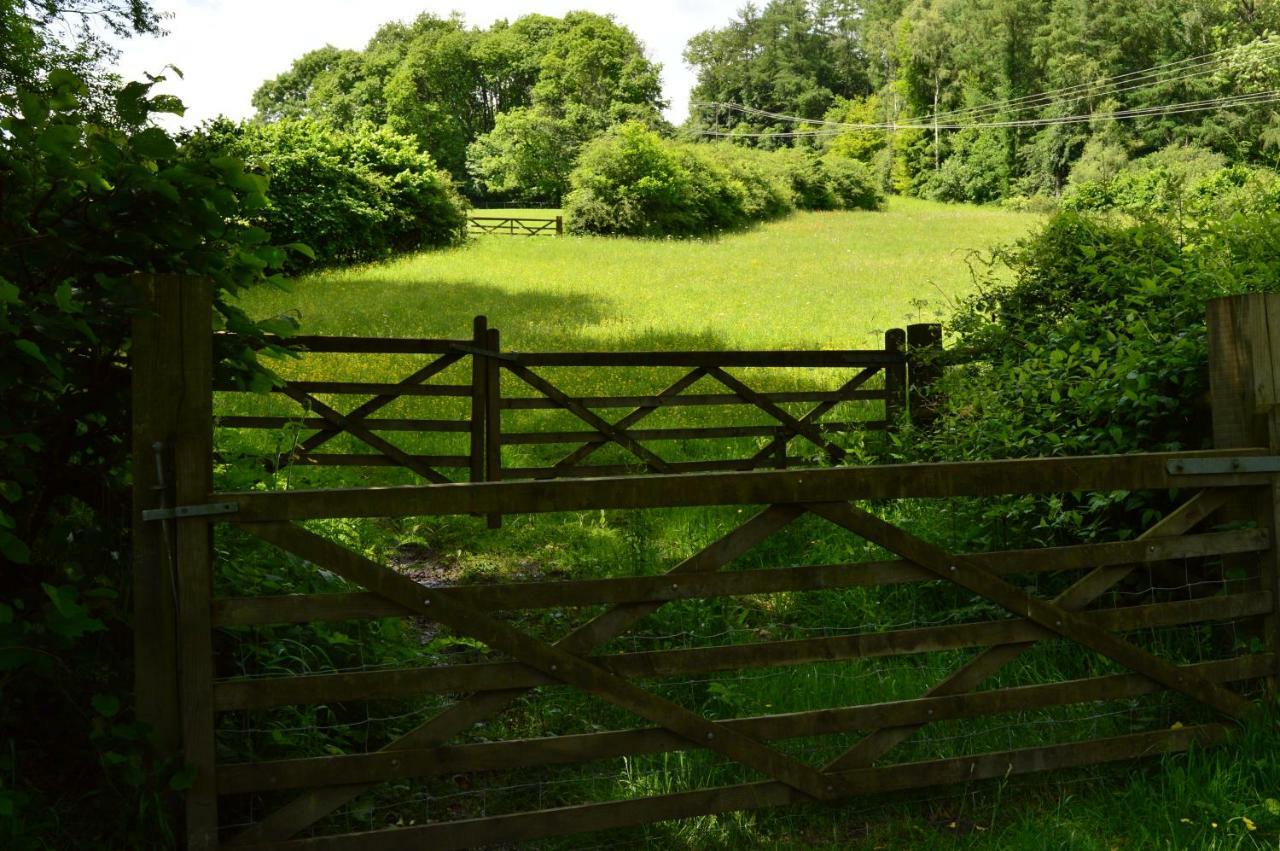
467,215,563,236
132,278,1280,850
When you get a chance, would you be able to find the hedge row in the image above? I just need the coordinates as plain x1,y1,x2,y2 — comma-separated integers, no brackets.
564,122,883,237
188,119,468,267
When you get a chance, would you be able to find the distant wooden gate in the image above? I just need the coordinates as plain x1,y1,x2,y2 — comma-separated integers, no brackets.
132,279,1280,850
212,316,942,491
467,215,563,236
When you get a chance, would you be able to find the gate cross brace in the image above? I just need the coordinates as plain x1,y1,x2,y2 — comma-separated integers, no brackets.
278,385,451,484
242,520,843,802
814,489,1234,771
705,366,848,463
504,361,674,473
749,366,881,463
551,368,707,473
227,504,805,844
808,498,1253,724
282,351,463,460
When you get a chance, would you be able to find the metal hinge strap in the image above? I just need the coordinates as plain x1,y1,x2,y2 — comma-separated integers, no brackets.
143,501,239,521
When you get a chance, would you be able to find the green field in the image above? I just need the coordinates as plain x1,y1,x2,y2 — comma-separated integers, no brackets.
216,201,1280,850
243,197,1035,349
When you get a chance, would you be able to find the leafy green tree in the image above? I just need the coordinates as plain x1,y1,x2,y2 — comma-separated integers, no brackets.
467,106,578,203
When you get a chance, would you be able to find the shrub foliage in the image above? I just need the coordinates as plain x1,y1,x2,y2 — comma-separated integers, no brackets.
564,122,883,236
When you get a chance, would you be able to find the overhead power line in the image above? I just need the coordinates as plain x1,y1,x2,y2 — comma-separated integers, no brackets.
693,90,1280,137
689,35,1280,136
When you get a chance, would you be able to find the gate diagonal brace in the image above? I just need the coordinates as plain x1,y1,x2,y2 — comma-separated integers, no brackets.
227,504,806,845
244,520,845,803
808,500,1254,722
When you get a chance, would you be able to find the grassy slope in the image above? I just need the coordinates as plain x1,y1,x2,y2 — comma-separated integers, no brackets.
242,197,1033,349
220,201,1280,849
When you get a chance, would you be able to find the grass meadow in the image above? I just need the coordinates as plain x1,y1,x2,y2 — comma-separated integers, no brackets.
213,201,1280,850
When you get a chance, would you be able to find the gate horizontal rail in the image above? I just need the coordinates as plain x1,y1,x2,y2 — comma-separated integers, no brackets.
134,279,1280,850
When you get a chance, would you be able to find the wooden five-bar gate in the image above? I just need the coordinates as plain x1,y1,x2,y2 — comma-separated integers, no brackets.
467,215,564,237
132,277,1280,849
211,316,943,496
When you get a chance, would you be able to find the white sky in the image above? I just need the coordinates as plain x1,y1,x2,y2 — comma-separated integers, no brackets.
113,1,743,128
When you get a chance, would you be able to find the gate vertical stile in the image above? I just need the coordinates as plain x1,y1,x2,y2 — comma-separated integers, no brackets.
884,327,907,428
469,315,488,485
1207,293,1280,689
173,276,219,848
906,322,942,427
485,326,503,528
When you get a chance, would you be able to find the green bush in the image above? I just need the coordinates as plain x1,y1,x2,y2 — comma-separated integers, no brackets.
565,124,881,236
908,208,1280,545
193,119,467,266
1062,143,1279,220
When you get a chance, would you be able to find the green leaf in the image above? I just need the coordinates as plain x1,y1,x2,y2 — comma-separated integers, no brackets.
286,242,316,260
132,127,178,160
170,764,199,791
92,693,121,718
0,531,29,564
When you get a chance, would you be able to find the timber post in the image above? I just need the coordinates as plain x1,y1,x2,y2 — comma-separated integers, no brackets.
1206,293,1280,691
906,322,943,427
556,215,564,236
485,326,503,528
469,315,488,484
132,274,218,848
883,328,907,427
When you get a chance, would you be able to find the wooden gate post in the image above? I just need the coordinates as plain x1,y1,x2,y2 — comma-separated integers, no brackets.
906,322,942,427
132,274,217,848
883,328,907,427
469,315,488,484
1206,293,1280,690
485,326,503,528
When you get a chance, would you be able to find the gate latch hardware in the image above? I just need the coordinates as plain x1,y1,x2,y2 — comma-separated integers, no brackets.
143,501,239,521
1166,457,1280,476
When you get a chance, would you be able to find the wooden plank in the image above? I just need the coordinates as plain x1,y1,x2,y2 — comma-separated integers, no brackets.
224,506,803,845
749,367,883,462
484,327,502,527
502,457,818,478
469,316,487,483
217,654,1268,794
208,529,1268,626
503,421,885,445
501,390,887,410
130,274,187,760
884,328,907,424
216,417,471,433
705,366,848,462
288,454,471,468
549,368,705,472
223,449,1270,522
510,351,905,367
242,522,842,802
287,352,464,458
504,362,674,474
907,322,943,426
171,276,218,850
822,489,1234,773
224,334,468,355
265,381,472,397
234,725,1228,851
277,386,451,484
808,502,1254,719
213,592,1268,710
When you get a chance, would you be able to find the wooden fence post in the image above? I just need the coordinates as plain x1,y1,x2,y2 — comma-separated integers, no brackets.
906,322,942,427
131,275,185,761
133,274,217,848
485,327,503,529
469,315,488,484
883,328,907,427
555,215,563,236
1206,293,1280,690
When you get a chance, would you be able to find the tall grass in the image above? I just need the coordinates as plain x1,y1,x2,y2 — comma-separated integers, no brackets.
211,201,1280,849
